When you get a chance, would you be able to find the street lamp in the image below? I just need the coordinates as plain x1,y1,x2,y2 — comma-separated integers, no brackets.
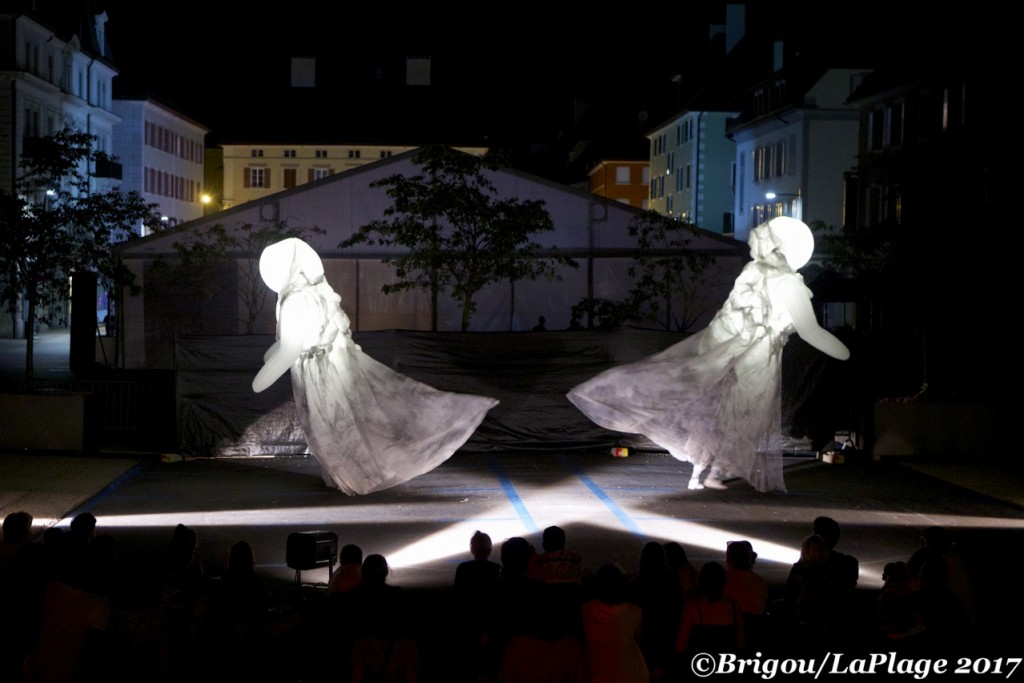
764,191,802,221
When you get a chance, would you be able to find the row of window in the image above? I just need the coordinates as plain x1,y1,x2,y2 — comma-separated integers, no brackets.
612,166,651,184
751,78,787,119
145,122,204,164
251,149,394,159
650,165,693,198
751,139,794,182
651,133,669,156
677,119,694,145
145,167,200,203
244,166,335,189
22,40,109,108
866,81,966,152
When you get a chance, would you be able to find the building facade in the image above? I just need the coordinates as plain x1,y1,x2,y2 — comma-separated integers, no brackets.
112,97,209,233
587,160,650,210
729,65,868,243
216,143,488,210
0,3,121,338
0,6,119,195
647,110,737,235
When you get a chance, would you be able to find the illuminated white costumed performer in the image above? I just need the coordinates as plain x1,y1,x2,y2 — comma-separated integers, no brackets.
567,217,849,493
252,238,499,495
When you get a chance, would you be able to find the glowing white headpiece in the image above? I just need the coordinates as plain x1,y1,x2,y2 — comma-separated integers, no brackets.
749,217,814,271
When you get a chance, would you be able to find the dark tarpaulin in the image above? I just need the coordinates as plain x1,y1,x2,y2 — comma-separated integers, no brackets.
175,329,841,456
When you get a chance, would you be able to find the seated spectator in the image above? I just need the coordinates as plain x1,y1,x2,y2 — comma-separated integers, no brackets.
533,526,583,585
341,554,420,683
781,534,833,652
453,531,501,681
481,537,543,680
328,543,364,595
498,594,589,683
534,526,584,640
628,541,682,680
582,563,649,683
919,526,977,626
676,562,743,658
0,510,35,571
662,541,699,598
722,540,768,651
454,530,501,594
877,561,917,641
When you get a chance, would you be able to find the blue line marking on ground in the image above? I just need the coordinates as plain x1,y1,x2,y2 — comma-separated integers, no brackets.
558,454,644,534
61,460,146,522
487,457,539,534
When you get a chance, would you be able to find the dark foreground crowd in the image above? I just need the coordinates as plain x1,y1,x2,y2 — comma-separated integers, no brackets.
0,511,995,683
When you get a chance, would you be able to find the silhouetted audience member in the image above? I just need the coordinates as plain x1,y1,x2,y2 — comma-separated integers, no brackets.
662,541,698,598
1,511,44,682
813,516,859,590
0,510,35,570
329,543,364,595
533,526,585,641
781,534,833,652
341,554,420,683
22,573,111,683
627,541,682,680
903,546,972,653
919,526,977,626
481,537,543,680
453,531,501,681
582,563,649,683
156,523,210,682
877,561,917,642
533,526,583,585
498,594,590,683
676,562,743,660
454,531,501,594
64,511,99,590
722,540,768,651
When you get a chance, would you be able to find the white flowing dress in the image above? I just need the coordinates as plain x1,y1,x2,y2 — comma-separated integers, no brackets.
285,284,498,496
567,240,806,493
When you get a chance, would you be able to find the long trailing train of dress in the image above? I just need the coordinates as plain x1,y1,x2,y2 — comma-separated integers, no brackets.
567,219,828,493
255,238,498,495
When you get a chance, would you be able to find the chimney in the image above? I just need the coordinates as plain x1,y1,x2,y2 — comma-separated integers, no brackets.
291,57,316,88
725,4,745,54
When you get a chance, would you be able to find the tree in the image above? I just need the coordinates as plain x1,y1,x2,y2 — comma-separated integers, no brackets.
626,211,718,332
0,129,159,388
340,145,578,331
570,211,719,332
166,221,326,333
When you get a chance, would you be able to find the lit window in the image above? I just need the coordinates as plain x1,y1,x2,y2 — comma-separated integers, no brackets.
615,167,631,184
248,167,266,188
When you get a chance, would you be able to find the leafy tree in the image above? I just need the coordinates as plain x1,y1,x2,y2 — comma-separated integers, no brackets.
340,145,578,331
626,211,718,332
0,129,159,387
569,296,639,331
571,211,719,332
167,221,326,333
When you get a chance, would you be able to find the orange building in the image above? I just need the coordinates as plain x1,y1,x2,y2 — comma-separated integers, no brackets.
588,160,650,209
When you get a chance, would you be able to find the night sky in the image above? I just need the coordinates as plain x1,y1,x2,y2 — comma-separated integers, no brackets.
100,1,987,172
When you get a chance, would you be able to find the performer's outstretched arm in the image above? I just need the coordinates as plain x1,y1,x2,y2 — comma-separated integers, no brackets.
252,299,309,393
772,277,850,361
